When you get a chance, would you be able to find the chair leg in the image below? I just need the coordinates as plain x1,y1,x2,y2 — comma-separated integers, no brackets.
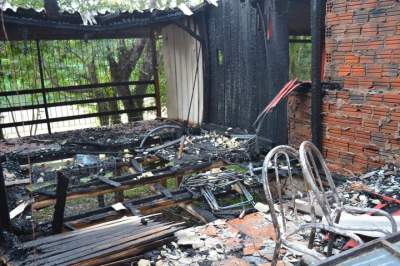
308,205,316,249
272,240,282,266
308,229,316,249
327,211,342,256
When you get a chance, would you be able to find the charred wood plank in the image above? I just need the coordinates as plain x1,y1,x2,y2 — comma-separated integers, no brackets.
27,223,183,266
68,226,183,266
150,183,173,199
178,203,217,223
124,203,141,216
97,176,121,188
24,214,162,248
52,172,69,234
79,236,175,266
24,222,168,263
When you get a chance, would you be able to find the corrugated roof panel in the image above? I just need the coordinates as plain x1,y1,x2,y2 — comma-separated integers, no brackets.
1,1,218,25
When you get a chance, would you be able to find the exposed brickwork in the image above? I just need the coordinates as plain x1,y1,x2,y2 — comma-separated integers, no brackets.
288,0,400,175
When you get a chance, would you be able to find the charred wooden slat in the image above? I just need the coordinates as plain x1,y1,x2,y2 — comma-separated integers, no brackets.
149,183,173,199
66,226,183,266
24,215,159,248
17,215,184,266
97,176,121,188
24,222,169,263
75,236,175,266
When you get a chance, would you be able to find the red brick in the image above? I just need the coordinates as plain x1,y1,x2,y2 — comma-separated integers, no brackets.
345,55,360,64
352,65,366,77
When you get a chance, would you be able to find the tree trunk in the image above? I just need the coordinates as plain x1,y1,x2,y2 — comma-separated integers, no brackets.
108,39,146,123
87,60,120,126
109,90,121,125
133,44,154,120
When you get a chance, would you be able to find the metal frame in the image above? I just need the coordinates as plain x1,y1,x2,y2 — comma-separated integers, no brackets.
0,36,162,136
200,182,255,212
299,141,397,254
261,145,363,266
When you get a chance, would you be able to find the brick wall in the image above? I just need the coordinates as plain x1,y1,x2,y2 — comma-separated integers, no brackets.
288,0,400,175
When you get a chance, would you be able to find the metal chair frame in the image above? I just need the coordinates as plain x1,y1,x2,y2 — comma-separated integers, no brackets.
299,141,397,236
262,145,364,266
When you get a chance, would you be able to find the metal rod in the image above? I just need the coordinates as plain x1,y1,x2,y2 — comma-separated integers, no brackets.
0,106,157,128
327,211,342,256
52,172,69,234
381,240,400,258
0,94,157,113
151,30,162,117
0,80,156,97
0,166,11,231
36,39,52,134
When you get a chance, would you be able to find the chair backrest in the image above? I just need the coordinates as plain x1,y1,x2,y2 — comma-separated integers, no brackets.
261,145,302,236
299,141,341,224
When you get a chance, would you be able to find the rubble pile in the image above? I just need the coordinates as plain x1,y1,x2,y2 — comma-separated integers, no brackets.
338,164,400,208
153,131,254,166
141,212,303,266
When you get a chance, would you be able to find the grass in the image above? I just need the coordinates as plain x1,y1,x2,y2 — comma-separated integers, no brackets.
225,164,248,174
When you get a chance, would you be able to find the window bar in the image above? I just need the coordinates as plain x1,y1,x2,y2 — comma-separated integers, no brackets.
36,40,52,134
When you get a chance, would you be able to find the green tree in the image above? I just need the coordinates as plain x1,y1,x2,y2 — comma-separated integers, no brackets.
0,0,200,138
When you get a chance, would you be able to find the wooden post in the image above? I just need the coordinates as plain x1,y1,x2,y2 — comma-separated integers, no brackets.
151,30,162,117
97,195,105,208
310,0,326,151
0,166,11,231
113,165,124,203
52,172,69,234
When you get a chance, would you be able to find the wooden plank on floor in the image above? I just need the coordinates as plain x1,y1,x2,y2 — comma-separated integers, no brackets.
23,215,160,248
69,226,184,266
31,224,183,266
24,222,168,263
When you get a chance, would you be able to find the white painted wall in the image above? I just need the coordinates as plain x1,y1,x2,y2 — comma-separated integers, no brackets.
162,23,204,125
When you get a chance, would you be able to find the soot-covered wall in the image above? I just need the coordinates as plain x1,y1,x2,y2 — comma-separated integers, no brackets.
204,0,290,145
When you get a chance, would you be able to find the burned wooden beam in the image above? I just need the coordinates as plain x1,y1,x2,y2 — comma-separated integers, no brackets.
97,176,121,188
150,183,173,199
52,172,69,234
0,166,11,231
